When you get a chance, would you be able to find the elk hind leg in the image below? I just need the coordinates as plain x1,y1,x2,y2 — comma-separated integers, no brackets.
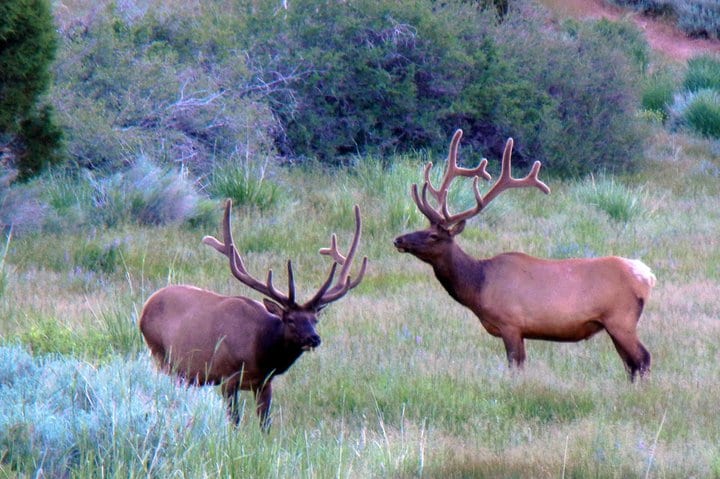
501,330,526,369
607,330,651,381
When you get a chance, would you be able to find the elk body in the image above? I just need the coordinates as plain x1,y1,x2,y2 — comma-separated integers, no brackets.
394,130,655,380
140,200,367,429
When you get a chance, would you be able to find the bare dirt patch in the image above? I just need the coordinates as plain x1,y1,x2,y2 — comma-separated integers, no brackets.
540,0,720,62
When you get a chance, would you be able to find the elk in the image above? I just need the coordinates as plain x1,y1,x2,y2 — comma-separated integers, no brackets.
394,129,656,380
140,200,367,429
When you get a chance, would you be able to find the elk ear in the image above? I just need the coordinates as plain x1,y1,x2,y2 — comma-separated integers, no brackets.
263,299,285,317
448,220,466,237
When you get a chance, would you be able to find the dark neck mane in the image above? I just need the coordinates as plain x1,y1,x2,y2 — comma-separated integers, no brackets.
431,242,486,306
258,323,304,377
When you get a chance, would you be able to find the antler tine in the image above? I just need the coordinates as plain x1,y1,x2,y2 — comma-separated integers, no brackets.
411,129,492,227
425,130,491,201
318,234,344,264
411,182,445,225
440,175,486,225
315,256,368,305
480,138,551,207
309,205,368,308
202,199,291,306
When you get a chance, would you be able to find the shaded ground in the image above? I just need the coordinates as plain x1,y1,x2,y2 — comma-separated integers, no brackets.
540,0,720,62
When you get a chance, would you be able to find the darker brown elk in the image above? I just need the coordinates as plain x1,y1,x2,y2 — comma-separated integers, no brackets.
394,129,655,380
140,200,367,429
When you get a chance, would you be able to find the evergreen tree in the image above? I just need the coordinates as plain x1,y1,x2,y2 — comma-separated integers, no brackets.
0,0,64,180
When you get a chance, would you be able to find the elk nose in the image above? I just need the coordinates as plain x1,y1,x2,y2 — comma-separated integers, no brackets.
308,334,321,348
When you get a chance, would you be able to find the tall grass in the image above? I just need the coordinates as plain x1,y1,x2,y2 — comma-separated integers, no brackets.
1,132,720,477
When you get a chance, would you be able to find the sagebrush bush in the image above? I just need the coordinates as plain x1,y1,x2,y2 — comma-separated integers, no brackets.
676,0,720,39
0,346,228,476
91,156,203,226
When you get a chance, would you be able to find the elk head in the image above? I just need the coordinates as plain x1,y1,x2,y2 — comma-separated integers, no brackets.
202,199,368,351
394,129,550,260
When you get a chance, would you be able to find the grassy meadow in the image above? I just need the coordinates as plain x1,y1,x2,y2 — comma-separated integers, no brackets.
1,127,719,477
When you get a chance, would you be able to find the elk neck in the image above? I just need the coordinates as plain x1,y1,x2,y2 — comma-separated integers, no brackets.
256,320,305,377
429,241,487,307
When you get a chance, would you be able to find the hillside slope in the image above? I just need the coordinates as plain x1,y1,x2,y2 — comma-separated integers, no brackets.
540,0,720,61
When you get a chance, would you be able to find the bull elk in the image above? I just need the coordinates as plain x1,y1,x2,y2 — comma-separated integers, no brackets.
394,129,656,380
140,200,367,429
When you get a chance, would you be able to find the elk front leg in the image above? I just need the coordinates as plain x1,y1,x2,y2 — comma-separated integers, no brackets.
500,329,526,369
222,384,242,425
254,382,273,431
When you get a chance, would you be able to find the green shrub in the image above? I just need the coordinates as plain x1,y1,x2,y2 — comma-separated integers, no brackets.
683,89,720,138
684,54,720,93
74,239,125,274
15,317,112,359
493,8,646,176
239,0,502,163
238,0,646,177
587,18,651,72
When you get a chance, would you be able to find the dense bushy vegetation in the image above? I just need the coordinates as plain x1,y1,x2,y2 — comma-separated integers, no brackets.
51,1,277,174
610,0,720,39
238,1,646,176
0,0,668,233
0,0,64,180
48,0,648,179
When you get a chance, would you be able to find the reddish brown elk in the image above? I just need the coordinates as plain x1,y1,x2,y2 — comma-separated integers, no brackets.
394,129,655,380
140,200,367,429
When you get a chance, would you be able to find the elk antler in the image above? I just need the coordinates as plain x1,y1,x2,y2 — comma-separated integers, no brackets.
411,129,550,228
308,204,368,308
202,199,297,308
202,200,366,311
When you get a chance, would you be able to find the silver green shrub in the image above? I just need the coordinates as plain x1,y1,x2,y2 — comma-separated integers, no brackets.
0,345,228,477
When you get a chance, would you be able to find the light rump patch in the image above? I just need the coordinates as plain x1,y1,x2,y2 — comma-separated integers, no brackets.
624,258,657,288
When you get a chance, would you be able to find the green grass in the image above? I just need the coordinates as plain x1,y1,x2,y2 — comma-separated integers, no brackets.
684,54,720,93
684,89,720,139
2,131,720,477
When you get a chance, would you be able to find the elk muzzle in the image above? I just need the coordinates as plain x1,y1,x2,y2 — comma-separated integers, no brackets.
393,235,410,253
301,332,322,351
